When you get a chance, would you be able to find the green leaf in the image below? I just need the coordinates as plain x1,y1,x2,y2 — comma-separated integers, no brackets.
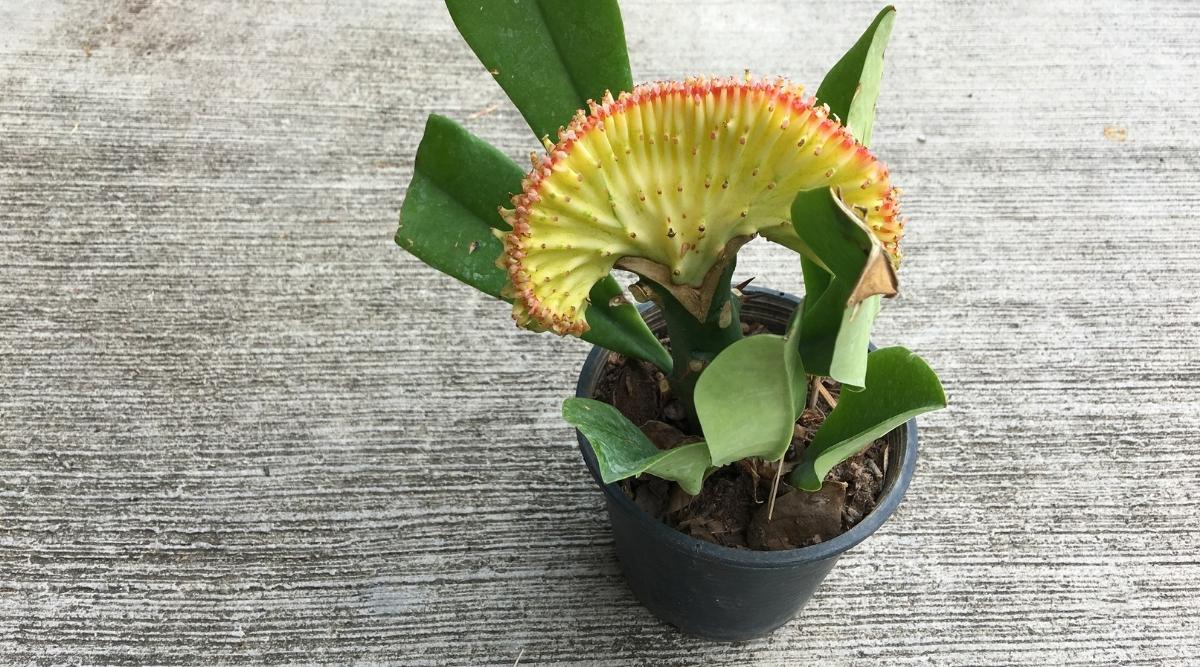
397,115,670,370
396,114,520,298
790,347,945,491
445,0,633,141
563,398,710,495
791,189,877,282
829,295,880,388
815,5,896,145
791,189,893,388
584,279,674,372
800,250,832,318
797,7,898,384
784,303,807,417
796,277,852,381
694,334,806,467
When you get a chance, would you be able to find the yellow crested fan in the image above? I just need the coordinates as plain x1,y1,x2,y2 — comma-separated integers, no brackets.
499,77,902,335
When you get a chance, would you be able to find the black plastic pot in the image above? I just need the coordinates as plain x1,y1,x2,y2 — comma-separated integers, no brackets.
574,287,919,641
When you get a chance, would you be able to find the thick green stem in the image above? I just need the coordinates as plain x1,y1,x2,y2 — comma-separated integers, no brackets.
650,260,743,432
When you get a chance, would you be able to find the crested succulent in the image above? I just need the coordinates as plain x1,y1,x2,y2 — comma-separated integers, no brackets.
500,77,902,336
396,1,945,523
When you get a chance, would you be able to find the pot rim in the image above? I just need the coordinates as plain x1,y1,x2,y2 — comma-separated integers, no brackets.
574,286,919,568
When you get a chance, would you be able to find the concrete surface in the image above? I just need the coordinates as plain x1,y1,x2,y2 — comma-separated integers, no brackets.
2,0,1198,664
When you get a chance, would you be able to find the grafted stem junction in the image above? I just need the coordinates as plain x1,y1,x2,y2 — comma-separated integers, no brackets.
648,259,743,431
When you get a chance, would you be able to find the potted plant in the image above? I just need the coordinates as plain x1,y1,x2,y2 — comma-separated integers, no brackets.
395,1,946,640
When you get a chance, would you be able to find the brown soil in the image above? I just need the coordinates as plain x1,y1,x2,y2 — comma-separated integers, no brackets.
593,324,889,551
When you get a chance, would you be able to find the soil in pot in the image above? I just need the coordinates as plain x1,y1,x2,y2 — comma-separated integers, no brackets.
592,322,889,552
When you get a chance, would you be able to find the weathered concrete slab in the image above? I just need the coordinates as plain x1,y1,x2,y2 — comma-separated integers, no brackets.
1,1,1198,664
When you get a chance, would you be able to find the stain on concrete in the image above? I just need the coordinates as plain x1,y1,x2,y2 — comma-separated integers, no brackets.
70,0,203,58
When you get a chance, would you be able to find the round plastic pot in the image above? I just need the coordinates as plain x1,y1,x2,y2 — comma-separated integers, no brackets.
573,287,919,641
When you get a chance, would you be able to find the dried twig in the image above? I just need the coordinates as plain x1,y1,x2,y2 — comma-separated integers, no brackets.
468,103,501,119
766,457,785,520
817,382,838,410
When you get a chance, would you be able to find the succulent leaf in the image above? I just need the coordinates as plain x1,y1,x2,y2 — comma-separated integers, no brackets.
791,187,895,387
790,347,945,491
502,78,902,335
583,279,674,371
784,302,807,417
791,188,897,301
563,397,711,495
445,0,633,142
397,114,521,298
694,331,807,467
794,6,901,386
830,295,881,388
816,6,897,146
